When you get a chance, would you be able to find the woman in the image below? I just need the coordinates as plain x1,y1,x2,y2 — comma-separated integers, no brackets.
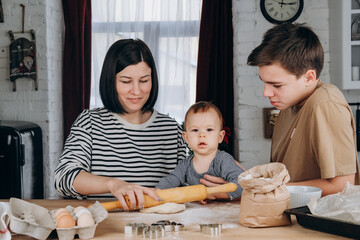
54,39,187,210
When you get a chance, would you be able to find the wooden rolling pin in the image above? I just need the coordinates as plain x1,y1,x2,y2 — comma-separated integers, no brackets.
100,183,237,211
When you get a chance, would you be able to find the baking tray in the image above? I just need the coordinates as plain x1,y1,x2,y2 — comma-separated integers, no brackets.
285,206,360,239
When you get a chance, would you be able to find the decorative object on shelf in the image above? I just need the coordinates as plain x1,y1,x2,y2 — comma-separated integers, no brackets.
0,0,4,23
260,0,304,24
8,4,38,92
352,66,360,81
264,107,280,139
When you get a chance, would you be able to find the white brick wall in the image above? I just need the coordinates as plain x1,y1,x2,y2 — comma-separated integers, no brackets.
233,0,360,170
45,0,64,199
0,0,63,198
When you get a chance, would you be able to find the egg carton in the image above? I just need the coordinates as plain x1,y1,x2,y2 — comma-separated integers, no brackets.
9,198,108,240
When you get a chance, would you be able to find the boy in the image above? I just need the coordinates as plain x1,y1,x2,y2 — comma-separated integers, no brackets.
247,23,360,196
156,101,244,201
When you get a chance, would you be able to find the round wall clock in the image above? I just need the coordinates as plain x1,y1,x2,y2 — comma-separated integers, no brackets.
260,0,304,24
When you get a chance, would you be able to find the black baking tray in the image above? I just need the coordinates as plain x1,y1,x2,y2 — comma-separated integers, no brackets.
285,206,360,239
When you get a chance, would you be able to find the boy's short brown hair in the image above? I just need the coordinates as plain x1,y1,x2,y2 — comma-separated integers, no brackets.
184,101,223,131
247,23,324,79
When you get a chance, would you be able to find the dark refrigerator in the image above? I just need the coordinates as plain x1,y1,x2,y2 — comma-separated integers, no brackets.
0,120,43,199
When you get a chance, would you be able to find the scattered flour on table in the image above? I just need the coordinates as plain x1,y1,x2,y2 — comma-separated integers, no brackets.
118,201,241,230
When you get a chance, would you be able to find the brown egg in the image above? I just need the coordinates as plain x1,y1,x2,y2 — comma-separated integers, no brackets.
56,213,76,228
54,208,68,218
56,211,73,221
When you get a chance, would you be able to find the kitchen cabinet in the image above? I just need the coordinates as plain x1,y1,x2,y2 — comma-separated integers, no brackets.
330,0,360,89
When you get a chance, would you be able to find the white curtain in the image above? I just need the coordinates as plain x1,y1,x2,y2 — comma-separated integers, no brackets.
91,0,202,123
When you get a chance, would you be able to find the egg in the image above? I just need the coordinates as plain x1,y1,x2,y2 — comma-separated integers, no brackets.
73,206,86,214
74,207,91,218
54,208,68,218
54,206,94,228
56,213,76,228
77,212,95,227
75,208,95,227
55,211,71,221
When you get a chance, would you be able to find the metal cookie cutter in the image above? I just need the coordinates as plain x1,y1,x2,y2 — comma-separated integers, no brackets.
124,222,148,236
200,223,222,236
152,220,184,232
151,220,171,232
172,222,184,232
142,225,165,239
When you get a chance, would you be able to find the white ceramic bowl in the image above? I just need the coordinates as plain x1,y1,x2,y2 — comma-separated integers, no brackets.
286,186,322,209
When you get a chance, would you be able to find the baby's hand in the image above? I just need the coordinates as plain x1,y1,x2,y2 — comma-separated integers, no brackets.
200,174,227,187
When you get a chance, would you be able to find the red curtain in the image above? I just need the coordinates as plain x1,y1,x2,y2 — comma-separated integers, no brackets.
196,0,234,154
62,0,92,139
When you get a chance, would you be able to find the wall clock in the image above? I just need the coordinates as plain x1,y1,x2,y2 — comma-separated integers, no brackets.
260,0,304,24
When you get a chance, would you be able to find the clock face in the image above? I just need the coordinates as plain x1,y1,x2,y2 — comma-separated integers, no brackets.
260,0,304,24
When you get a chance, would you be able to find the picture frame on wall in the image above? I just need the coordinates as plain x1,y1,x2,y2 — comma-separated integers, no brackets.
0,0,4,23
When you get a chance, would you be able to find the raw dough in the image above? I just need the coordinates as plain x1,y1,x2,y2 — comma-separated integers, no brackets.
140,203,186,214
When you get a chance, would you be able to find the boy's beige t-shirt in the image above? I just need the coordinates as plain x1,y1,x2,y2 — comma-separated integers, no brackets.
271,81,360,184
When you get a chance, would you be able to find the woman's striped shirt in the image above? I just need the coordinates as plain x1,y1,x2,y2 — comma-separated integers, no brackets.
54,107,186,198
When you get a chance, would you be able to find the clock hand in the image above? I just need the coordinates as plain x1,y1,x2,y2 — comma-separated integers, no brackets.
280,0,284,8
271,0,285,8
272,0,298,7
282,2,297,5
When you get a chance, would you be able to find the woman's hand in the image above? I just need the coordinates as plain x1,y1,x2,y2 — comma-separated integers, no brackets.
73,171,160,211
106,179,160,211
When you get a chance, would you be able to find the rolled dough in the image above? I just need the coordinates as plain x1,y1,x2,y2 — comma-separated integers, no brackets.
140,202,186,214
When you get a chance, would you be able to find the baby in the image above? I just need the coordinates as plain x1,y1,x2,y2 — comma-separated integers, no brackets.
156,101,244,201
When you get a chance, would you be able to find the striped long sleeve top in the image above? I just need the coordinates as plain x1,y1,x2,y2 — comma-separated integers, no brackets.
54,107,186,198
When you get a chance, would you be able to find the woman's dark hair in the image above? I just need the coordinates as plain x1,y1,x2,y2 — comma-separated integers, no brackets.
99,39,159,113
247,23,324,79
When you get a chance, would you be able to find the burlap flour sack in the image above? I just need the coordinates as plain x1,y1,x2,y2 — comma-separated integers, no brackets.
237,162,291,227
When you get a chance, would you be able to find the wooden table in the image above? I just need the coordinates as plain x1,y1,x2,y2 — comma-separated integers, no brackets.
7,199,351,240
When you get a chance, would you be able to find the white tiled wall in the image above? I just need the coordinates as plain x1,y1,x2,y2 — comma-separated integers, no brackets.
0,0,63,198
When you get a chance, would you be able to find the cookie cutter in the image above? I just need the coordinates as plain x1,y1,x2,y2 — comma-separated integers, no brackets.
199,223,222,236
142,225,165,239
151,220,184,232
152,220,170,226
173,222,184,232
124,222,148,236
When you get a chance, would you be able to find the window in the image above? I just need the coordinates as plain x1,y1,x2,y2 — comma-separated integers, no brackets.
91,0,202,123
